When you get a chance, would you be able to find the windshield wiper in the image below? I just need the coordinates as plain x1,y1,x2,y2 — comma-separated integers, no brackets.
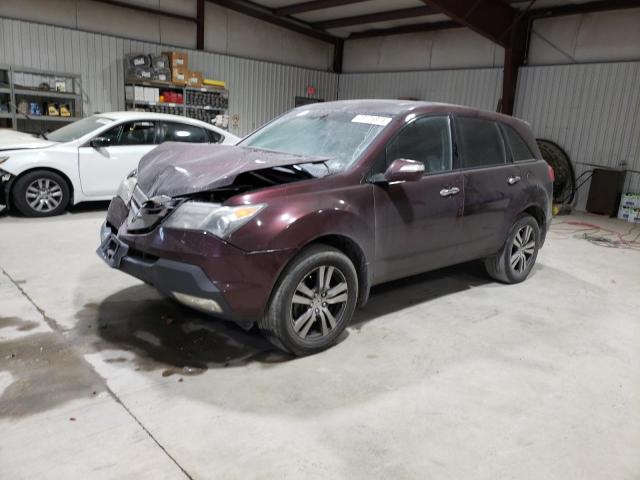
39,132,48,140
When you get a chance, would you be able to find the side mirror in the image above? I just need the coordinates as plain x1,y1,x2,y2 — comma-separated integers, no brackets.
90,137,111,148
373,158,424,184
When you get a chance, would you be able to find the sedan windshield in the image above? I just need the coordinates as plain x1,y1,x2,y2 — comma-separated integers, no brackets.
239,109,391,172
46,115,115,143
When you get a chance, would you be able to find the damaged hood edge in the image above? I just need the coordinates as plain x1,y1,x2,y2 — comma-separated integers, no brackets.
136,142,329,198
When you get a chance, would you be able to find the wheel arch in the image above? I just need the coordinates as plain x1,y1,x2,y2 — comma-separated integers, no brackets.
10,167,75,205
306,234,370,308
521,204,548,246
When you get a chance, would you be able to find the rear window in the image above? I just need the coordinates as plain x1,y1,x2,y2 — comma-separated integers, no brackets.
502,124,535,162
457,117,506,169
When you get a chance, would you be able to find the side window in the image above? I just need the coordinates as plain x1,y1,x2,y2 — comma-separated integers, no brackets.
118,121,156,146
386,116,452,174
502,124,535,162
207,129,223,144
456,117,506,168
160,122,207,143
99,125,122,145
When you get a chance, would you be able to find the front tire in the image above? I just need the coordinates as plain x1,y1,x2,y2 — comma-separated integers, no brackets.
485,214,540,284
259,244,358,356
12,170,70,217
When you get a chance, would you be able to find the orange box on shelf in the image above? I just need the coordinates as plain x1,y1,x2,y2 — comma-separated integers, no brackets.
187,71,203,88
171,67,188,86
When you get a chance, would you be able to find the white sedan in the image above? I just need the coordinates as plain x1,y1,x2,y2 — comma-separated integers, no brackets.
0,112,239,216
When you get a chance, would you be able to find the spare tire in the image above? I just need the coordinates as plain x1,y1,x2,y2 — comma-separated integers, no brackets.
536,139,575,204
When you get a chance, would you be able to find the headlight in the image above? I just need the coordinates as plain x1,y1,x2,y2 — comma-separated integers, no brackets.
116,170,137,204
164,201,266,238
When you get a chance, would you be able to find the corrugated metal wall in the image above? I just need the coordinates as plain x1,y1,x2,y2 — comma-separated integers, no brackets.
2,17,639,210
338,68,503,112
0,17,339,136
515,62,640,209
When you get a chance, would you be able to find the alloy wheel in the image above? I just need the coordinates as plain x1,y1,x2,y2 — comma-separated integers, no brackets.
290,265,349,340
510,225,535,274
25,178,63,213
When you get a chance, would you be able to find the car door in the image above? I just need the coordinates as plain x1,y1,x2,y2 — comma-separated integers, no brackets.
78,120,157,196
157,121,209,144
454,116,527,260
372,115,465,283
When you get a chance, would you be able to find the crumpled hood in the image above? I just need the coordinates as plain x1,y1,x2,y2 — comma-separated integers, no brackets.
0,129,56,151
137,142,328,198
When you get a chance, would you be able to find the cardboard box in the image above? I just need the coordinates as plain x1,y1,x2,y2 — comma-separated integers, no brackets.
171,67,188,86
187,71,203,88
163,51,189,69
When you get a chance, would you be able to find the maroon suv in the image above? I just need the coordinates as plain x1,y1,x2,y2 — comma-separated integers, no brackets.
98,100,553,355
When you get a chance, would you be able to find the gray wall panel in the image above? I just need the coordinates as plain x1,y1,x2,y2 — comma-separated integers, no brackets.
515,62,640,210
0,17,339,136
338,68,502,112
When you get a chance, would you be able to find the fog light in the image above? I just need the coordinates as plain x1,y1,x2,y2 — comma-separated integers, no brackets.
172,292,222,314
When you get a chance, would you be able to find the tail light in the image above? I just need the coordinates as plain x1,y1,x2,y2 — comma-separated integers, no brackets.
547,163,555,182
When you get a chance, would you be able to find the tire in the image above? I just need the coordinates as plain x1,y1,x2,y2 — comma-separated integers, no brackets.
259,244,358,356
12,170,70,217
485,214,540,284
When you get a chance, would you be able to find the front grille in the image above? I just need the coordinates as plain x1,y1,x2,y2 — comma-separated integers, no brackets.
126,185,179,234
130,184,148,218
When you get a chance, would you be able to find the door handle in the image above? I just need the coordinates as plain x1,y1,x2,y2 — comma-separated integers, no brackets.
439,187,460,197
508,176,521,185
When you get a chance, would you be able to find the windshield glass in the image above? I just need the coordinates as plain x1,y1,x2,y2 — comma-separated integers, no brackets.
46,115,115,143
239,109,391,172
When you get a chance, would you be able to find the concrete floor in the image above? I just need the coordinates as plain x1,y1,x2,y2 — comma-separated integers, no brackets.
0,206,638,479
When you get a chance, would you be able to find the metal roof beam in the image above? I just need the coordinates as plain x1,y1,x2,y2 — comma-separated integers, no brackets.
275,0,368,16
314,6,441,30
421,0,519,47
206,0,338,43
348,20,459,40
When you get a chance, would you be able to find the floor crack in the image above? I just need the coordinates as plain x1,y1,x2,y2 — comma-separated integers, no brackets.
1,266,194,480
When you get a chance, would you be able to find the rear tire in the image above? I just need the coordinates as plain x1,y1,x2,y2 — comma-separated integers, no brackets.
259,244,358,356
485,214,540,284
12,170,70,217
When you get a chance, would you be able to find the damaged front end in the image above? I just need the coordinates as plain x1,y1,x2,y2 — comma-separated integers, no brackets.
0,169,15,213
98,143,329,326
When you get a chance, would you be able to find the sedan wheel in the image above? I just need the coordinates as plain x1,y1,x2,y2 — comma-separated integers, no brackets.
259,244,358,356
12,170,71,217
25,178,64,214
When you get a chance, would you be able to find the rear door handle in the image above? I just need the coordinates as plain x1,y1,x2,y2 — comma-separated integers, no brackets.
440,187,460,197
508,176,521,185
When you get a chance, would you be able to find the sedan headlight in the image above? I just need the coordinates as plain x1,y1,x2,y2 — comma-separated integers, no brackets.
116,170,137,204
164,202,266,238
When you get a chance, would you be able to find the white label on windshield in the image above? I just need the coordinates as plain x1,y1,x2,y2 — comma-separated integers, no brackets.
352,114,392,126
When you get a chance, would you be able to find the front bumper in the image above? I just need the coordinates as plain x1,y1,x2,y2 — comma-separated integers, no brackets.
98,206,296,327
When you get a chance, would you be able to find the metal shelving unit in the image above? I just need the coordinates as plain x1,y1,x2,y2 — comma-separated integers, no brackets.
0,65,82,132
125,80,229,128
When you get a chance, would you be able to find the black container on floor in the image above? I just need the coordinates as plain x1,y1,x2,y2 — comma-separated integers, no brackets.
586,168,626,216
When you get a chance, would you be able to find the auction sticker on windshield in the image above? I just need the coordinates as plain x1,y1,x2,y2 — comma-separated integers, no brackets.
351,114,392,126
